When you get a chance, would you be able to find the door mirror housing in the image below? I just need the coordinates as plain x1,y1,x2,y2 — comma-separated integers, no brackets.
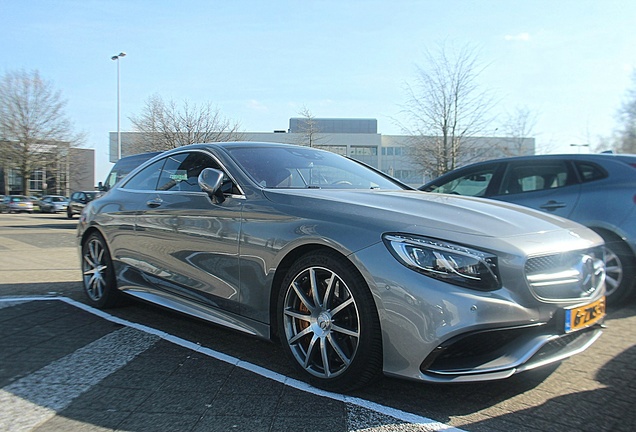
198,168,226,203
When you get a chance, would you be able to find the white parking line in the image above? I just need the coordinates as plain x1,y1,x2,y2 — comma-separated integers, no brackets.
0,325,158,432
0,296,463,432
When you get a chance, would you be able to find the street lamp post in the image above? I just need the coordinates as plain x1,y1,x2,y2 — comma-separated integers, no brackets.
111,52,126,161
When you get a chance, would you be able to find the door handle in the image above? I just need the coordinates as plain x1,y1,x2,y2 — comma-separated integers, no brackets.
146,198,163,208
540,200,566,211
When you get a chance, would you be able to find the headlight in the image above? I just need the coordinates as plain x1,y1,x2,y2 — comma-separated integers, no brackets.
383,234,501,291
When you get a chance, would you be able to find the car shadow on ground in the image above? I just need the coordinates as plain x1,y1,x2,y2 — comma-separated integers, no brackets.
0,282,84,300
459,344,636,432
351,364,559,421
4,221,78,230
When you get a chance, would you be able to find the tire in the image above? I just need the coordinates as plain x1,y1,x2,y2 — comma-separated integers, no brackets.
81,232,121,308
277,250,382,391
67,208,74,219
600,235,636,306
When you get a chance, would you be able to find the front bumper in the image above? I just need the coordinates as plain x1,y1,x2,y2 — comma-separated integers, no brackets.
353,240,605,383
419,317,603,382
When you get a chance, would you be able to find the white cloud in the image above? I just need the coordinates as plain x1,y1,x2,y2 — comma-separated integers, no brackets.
504,32,531,42
247,99,268,112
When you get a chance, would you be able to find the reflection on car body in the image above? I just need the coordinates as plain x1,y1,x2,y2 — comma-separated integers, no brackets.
78,142,606,390
420,153,636,305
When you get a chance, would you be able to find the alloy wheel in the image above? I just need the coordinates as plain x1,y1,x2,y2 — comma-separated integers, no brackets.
602,246,623,298
282,266,361,379
82,237,109,301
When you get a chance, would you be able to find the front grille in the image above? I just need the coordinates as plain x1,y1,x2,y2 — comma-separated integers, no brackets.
524,247,605,301
525,253,573,274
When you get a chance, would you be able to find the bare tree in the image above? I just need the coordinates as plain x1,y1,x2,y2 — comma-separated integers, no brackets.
294,106,326,148
0,69,83,196
402,42,495,177
499,106,538,156
128,94,243,153
615,71,636,153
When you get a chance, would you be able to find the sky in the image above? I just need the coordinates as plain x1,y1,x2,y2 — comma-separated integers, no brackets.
1,0,635,183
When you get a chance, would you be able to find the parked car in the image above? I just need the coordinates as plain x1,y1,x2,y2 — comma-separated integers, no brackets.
39,195,69,213
78,142,606,391
67,191,100,219
420,153,636,305
0,195,34,214
99,151,162,192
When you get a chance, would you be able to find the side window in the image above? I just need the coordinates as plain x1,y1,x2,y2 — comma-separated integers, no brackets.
499,161,570,195
157,152,221,192
426,166,497,197
575,162,607,182
122,159,165,191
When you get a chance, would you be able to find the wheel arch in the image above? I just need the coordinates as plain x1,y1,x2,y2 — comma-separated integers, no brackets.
80,225,107,247
270,244,384,389
268,244,378,341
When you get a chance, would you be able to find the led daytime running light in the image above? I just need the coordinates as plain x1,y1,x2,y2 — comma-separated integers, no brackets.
384,234,501,291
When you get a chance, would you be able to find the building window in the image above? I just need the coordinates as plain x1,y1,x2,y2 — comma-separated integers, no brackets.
382,147,404,157
316,145,347,156
393,169,419,182
350,146,377,156
29,170,44,193
8,169,20,190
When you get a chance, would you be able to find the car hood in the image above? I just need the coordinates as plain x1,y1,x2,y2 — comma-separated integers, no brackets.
263,189,589,240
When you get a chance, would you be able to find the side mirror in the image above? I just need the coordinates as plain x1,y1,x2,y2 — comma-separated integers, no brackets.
198,168,226,204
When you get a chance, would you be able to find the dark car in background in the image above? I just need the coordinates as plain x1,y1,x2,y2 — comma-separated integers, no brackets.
78,142,606,390
0,195,34,214
67,191,100,219
420,153,636,305
99,151,162,192
39,195,69,213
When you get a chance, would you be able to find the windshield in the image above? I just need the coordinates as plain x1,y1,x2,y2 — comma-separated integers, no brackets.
227,146,405,190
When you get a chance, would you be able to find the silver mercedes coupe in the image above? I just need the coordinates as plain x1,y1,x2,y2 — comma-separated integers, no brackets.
78,142,606,391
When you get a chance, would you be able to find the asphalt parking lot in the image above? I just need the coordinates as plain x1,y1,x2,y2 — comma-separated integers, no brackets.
1,213,635,431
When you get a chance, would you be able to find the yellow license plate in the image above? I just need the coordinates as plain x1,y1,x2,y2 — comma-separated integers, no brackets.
565,297,605,333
